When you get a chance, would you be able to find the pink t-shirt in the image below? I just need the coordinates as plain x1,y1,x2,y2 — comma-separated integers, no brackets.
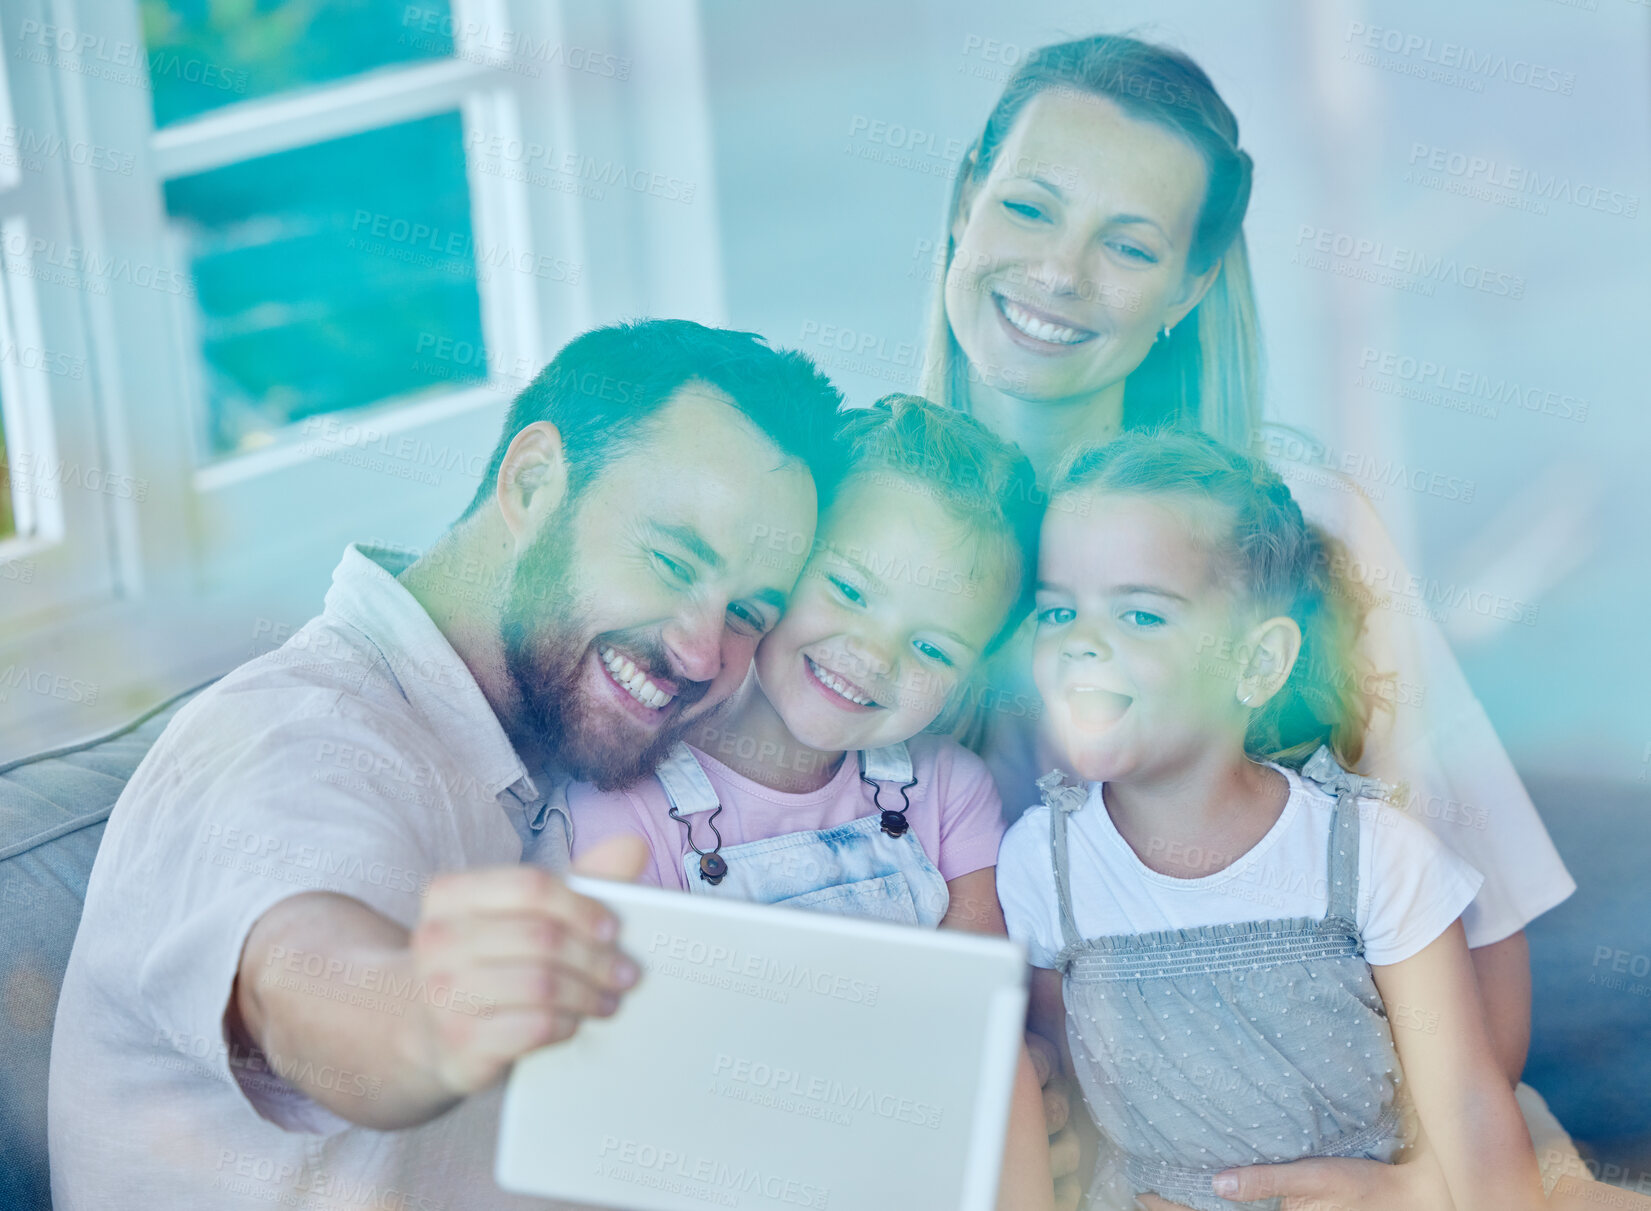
568,733,1006,891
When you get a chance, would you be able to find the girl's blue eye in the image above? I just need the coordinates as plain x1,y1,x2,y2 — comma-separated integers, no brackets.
827,573,866,606
1121,609,1165,628
1037,606,1076,626
1003,200,1045,221
1110,241,1158,265
653,551,693,585
913,639,954,667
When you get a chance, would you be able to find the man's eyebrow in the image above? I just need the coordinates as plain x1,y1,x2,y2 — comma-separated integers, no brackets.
646,521,722,571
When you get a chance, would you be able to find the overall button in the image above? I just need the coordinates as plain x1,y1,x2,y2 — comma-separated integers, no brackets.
699,852,728,883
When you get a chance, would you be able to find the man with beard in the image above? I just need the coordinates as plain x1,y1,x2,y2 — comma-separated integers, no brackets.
48,320,840,1211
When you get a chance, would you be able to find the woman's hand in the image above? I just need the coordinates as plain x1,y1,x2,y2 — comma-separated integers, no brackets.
1198,1148,1451,1210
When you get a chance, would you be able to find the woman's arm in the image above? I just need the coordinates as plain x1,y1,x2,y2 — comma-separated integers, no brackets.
938,869,1055,1211
1029,967,1093,1211
997,1046,1058,1211
1370,920,1544,1211
1471,930,1533,1085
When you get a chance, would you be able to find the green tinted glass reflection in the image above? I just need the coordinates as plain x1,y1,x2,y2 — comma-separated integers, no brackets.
0,405,13,539
163,111,486,457
141,0,456,128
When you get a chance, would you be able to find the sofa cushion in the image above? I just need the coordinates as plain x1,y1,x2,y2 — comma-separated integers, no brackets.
0,682,215,1211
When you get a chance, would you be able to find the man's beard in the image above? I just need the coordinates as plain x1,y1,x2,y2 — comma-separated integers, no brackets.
499,513,708,790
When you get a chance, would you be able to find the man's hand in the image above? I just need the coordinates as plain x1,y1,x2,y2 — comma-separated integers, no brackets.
403,837,649,1098
237,836,649,1129
1025,1030,1084,1211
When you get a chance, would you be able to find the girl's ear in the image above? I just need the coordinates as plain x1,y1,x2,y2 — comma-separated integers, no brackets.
1235,615,1302,710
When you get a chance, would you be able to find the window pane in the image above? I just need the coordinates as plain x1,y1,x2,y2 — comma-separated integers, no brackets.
141,0,456,128
164,111,486,458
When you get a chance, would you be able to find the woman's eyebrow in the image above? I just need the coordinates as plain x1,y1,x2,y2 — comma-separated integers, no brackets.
1010,172,1069,199
1008,173,1171,238
1109,213,1169,236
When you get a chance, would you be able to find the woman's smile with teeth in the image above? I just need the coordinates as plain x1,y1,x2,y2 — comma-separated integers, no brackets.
599,646,674,710
807,656,876,707
996,294,1094,345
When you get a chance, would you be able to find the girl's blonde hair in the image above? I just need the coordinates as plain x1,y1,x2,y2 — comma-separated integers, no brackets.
832,394,1041,657
922,34,1262,449
1052,431,1375,771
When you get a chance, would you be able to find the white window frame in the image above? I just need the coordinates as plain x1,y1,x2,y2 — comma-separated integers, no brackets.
0,0,724,761
0,0,120,629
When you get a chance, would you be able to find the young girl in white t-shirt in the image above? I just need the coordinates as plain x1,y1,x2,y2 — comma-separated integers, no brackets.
995,431,1546,1211
569,393,1057,1210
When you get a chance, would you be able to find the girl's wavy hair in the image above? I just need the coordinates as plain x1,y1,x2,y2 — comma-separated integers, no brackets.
1052,430,1375,770
832,394,1041,659
922,33,1261,447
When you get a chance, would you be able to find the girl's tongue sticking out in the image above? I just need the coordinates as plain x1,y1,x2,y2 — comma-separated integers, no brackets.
1067,686,1132,731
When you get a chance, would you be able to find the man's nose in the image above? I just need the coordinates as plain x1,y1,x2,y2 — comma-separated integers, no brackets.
662,599,726,684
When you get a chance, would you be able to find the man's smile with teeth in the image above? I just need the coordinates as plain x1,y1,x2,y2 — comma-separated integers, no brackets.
599,646,674,710
996,294,1095,345
807,656,876,707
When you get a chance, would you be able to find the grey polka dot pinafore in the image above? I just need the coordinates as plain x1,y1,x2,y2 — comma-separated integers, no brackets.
1044,757,1407,1211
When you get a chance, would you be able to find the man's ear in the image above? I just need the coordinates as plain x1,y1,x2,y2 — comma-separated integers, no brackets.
495,421,570,549
1235,614,1302,711
1165,257,1222,332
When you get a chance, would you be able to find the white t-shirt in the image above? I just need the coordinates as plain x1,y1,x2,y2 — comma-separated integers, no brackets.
48,545,578,1211
996,764,1484,971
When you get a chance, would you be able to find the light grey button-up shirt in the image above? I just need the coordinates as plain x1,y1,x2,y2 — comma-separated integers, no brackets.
49,543,579,1211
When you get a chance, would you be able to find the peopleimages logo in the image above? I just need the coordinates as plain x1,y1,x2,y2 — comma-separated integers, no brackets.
1407,144,1638,219
1294,225,1524,299
1356,348,1589,423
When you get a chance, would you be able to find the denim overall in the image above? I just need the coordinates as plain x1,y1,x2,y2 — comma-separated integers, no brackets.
1045,749,1406,1211
655,741,951,927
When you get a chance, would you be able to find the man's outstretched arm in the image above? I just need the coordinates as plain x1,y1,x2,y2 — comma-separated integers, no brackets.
231,838,648,1130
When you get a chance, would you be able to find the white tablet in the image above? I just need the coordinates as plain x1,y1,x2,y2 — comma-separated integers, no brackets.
496,875,1029,1211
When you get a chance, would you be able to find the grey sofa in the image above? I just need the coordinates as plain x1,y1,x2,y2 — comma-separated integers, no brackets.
0,683,213,1210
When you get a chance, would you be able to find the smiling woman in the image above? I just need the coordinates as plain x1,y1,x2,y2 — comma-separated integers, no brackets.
911,31,1587,1208
922,36,1259,475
